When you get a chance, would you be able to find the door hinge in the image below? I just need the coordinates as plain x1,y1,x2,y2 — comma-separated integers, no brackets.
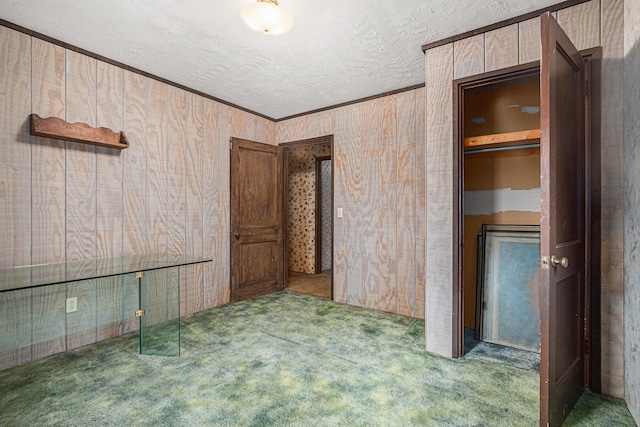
135,271,144,279
229,138,233,150
135,309,145,317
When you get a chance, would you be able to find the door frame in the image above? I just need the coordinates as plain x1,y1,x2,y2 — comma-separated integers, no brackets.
315,155,332,275
451,51,601,389
452,62,541,359
279,135,334,300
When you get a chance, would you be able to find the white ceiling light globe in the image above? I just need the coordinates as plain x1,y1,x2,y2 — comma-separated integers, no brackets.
241,1,293,36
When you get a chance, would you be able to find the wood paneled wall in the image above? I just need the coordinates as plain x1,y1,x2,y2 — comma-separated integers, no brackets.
623,0,640,423
0,26,275,371
277,88,426,319
424,0,625,398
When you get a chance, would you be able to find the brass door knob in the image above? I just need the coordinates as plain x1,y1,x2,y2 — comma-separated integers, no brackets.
234,232,239,239
550,255,569,268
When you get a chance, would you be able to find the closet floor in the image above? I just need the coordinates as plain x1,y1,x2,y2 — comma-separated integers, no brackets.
464,328,540,371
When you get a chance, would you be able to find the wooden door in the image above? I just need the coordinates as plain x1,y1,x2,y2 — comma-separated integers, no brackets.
230,138,284,302
539,12,586,427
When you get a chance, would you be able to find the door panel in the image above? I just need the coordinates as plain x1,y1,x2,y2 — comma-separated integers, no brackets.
239,243,278,283
539,12,585,427
230,138,284,302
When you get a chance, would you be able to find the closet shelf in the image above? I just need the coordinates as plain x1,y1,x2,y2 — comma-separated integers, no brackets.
464,129,541,149
30,114,129,150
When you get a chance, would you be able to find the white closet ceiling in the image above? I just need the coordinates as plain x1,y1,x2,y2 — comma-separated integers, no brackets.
2,0,562,119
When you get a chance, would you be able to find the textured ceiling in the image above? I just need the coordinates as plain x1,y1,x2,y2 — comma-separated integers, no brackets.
1,0,563,119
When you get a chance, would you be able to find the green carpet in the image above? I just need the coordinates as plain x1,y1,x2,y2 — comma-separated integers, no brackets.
0,291,634,426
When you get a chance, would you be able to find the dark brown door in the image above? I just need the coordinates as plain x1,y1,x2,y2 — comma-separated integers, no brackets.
230,138,284,302
539,12,586,427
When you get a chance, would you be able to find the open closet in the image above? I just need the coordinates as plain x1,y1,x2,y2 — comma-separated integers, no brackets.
461,71,542,363
451,13,602,426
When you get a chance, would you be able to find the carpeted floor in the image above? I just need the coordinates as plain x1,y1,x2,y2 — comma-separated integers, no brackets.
464,328,541,372
287,270,332,299
0,291,634,426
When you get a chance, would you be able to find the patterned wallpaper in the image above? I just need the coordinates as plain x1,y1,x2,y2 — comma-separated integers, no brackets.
319,159,332,272
287,143,332,273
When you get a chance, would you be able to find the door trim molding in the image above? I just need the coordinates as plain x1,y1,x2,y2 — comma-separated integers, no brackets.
452,62,541,358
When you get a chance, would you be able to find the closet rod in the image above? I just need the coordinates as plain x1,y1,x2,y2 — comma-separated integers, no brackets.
464,142,540,155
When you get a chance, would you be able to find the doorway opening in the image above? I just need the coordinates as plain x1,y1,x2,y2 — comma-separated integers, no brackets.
453,49,601,382
456,66,543,370
280,136,334,300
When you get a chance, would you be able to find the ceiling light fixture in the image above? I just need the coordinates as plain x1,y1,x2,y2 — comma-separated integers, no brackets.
241,0,293,36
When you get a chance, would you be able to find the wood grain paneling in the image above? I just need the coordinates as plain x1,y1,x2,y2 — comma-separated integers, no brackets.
332,113,349,304
0,289,32,370
342,103,365,307
361,100,381,310
454,34,485,79
202,99,221,309
0,27,31,269
204,103,234,307
396,90,417,317
1,26,283,371
29,38,67,361
65,50,97,263
96,277,124,341
557,0,601,50
121,71,148,333
415,87,427,320
277,115,308,144
519,18,541,64
0,28,34,369
278,111,336,143
485,24,519,72
305,110,335,139
65,50,98,350
598,0,624,398
276,90,425,320
623,0,640,417
116,75,145,336
166,87,187,256
185,93,204,315
378,95,398,313
257,115,276,145
122,71,148,257
167,87,187,316
96,61,124,258
233,109,258,142
95,61,125,341
425,42,454,357
32,284,66,359
31,38,66,266
146,79,168,255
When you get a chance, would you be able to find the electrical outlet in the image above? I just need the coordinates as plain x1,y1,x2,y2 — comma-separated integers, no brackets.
337,207,343,218
66,297,78,314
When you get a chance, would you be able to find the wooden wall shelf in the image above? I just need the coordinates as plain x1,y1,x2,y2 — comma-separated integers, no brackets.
30,114,129,149
464,129,541,149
